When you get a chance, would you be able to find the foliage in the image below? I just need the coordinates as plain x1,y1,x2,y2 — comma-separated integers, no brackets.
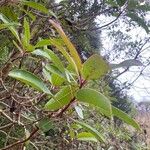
0,0,149,149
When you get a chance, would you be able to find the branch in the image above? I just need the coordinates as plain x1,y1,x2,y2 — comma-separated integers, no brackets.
88,0,129,31
56,97,76,117
90,11,123,31
0,123,13,130
1,126,39,150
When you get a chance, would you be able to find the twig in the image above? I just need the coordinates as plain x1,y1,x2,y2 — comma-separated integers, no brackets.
1,126,39,150
88,0,129,31
0,109,24,126
90,11,123,31
0,123,13,130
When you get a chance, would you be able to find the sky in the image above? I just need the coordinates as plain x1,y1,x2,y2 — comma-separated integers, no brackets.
99,15,150,102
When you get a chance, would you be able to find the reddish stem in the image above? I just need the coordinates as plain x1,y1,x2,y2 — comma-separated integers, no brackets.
56,97,76,117
56,76,87,117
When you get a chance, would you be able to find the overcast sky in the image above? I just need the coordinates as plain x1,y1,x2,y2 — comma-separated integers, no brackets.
99,15,150,102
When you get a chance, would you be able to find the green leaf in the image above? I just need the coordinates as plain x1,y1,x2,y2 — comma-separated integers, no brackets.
22,18,34,51
51,73,65,86
43,68,51,82
77,132,98,142
35,39,64,48
38,118,53,132
0,14,20,42
76,88,112,117
0,23,20,30
32,49,51,59
44,86,77,111
75,120,105,142
81,54,110,80
35,39,51,47
0,6,18,21
45,64,65,79
69,129,75,139
45,49,65,72
127,12,149,33
22,1,57,18
112,106,140,130
43,68,65,86
71,123,82,130
65,69,77,83
33,49,65,72
45,63,66,85
49,19,82,73
22,1,49,14
8,69,51,94
50,39,78,74
23,18,30,45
